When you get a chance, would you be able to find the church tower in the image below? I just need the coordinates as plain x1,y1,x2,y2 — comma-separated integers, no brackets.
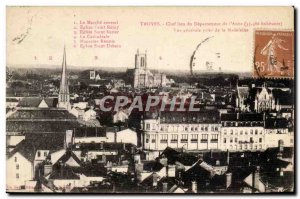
58,46,70,110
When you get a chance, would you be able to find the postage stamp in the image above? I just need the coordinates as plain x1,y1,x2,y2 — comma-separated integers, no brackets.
253,30,294,78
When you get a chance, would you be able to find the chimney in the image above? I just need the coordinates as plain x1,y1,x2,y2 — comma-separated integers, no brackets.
226,150,230,165
225,173,232,189
131,146,135,155
191,181,197,193
279,167,284,176
114,126,118,142
44,164,52,176
102,154,106,163
162,182,168,193
153,172,158,187
252,166,260,191
59,161,64,177
198,153,204,161
278,140,284,153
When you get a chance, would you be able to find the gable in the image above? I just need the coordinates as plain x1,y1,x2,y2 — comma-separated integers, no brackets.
38,99,49,108
65,156,81,167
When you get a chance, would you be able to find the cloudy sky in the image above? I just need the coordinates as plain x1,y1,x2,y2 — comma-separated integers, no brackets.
7,6,294,72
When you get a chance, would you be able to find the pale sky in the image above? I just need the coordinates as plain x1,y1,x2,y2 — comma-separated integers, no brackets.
7,6,294,72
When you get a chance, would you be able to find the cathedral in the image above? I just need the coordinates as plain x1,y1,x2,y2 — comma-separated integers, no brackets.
129,49,168,88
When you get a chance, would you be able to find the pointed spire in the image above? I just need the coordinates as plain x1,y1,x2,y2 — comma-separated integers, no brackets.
58,45,70,110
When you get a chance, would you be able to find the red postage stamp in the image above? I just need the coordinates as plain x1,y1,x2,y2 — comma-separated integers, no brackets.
253,30,294,78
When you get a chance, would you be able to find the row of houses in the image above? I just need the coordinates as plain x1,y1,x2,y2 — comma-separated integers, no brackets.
142,111,294,152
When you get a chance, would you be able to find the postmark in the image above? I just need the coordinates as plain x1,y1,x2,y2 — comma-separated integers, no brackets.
253,30,294,78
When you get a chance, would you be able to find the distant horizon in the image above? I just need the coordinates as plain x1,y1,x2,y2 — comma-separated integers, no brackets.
7,64,253,74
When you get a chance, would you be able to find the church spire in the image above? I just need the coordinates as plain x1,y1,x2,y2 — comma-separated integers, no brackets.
58,45,70,109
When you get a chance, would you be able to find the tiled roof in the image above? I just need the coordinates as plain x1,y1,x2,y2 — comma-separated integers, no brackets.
6,121,80,133
7,109,77,120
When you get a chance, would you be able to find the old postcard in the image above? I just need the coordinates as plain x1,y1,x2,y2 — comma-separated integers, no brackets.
6,6,295,194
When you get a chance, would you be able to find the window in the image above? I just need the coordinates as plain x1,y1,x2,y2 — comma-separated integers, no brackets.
231,130,233,135
235,138,238,143
181,134,188,143
191,134,198,143
171,134,178,143
240,130,243,135
44,152,47,157
211,126,214,131
16,164,19,170
223,138,226,143
259,138,262,143
160,134,168,143
250,130,253,135
195,127,198,131
230,138,233,143
37,151,41,157
191,127,194,131
14,157,17,162
245,131,248,135
201,134,208,143
185,127,188,131
201,126,204,131
224,129,227,135
205,126,208,131
255,130,258,135
146,123,150,130
211,134,218,142
16,173,19,179
151,135,156,143
250,137,254,143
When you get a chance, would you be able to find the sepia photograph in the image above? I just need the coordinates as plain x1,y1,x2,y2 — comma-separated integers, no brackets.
5,6,295,194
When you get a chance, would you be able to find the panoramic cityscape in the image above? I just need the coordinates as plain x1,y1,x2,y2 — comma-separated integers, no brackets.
6,46,294,193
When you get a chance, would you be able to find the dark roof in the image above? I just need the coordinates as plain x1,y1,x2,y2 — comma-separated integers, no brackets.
76,142,134,152
6,121,80,133
159,110,220,124
182,161,212,188
263,147,294,159
265,118,290,129
272,89,293,105
160,147,199,166
48,166,80,180
203,151,228,166
143,161,164,172
221,113,263,121
8,132,65,162
74,127,106,137
53,150,82,167
17,97,57,108
7,108,77,120
6,98,19,102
